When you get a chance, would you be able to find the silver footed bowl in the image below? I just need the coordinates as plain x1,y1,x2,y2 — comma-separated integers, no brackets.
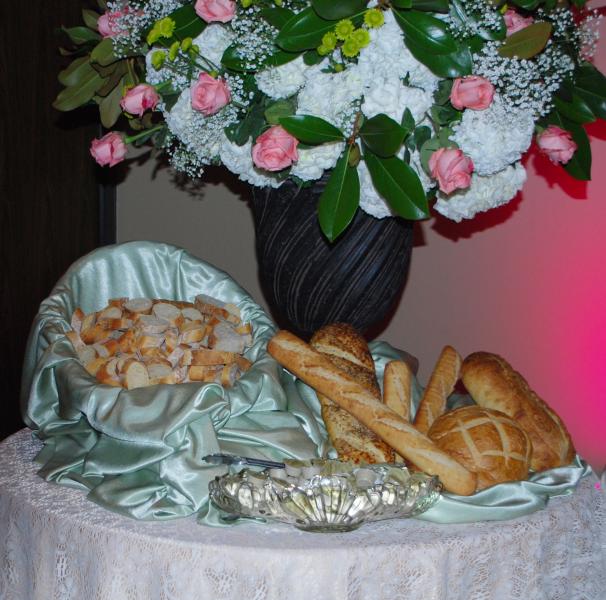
209,459,442,533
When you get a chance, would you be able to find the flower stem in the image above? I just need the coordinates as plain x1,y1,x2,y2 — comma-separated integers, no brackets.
125,125,165,144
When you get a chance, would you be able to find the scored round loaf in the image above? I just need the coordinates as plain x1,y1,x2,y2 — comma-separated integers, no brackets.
428,405,532,491
310,323,395,464
461,352,575,472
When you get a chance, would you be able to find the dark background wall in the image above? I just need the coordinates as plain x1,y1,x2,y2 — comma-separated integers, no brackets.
0,2,110,440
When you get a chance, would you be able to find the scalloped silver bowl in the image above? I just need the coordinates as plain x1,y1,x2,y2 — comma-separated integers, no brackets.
209,460,442,532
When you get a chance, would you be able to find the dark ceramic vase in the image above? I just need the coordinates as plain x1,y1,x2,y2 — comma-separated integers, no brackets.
250,179,414,338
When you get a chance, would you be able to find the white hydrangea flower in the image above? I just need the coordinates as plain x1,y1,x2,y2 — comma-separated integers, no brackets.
357,10,440,93
219,138,282,189
434,162,527,221
362,81,434,124
290,142,344,182
255,56,315,100
296,68,364,133
452,96,534,176
358,150,432,219
192,24,235,67
165,90,226,163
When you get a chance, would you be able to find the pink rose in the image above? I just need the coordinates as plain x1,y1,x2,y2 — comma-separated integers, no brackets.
504,10,534,37
450,76,495,111
120,84,160,117
190,73,231,116
536,126,577,165
97,10,125,38
429,148,474,195
90,132,127,167
252,126,299,172
194,0,236,23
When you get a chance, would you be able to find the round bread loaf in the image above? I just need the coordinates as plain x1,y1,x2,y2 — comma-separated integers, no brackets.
461,352,575,471
428,405,532,491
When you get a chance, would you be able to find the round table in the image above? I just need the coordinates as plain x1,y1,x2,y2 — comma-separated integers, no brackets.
1,430,604,600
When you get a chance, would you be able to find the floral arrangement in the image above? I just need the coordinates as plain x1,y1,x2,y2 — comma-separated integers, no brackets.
55,0,603,239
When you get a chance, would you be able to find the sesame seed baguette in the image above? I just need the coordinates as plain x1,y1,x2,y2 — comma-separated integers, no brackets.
383,360,413,462
268,331,477,496
413,345,462,435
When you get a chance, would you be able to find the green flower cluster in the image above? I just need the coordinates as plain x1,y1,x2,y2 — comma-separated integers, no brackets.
317,8,384,58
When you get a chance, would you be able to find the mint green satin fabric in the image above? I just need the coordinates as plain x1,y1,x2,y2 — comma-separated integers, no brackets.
21,242,324,522
296,341,590,524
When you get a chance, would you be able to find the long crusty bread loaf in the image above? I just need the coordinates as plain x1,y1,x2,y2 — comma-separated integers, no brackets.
414,346,462,434
461,352,575,471
268,331,477,495
310,324,395,464
383,360,412,463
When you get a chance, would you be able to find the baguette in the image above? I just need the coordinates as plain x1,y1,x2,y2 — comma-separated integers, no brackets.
383,360,412,462
268,331,477,495
413,346,462,435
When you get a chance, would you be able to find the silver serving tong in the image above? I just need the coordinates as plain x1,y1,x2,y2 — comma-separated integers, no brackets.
203,453,286,470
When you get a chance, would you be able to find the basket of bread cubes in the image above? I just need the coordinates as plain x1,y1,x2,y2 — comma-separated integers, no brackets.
268,324,577,498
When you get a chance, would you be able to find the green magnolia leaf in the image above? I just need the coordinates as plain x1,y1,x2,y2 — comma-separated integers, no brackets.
364,152,429,219
279,115,345,144
449,0,505,42
431,104,461,126
99,80,124,128
411,0,450,12
225,103,266,145
62,26,101,45
498,22,552,59
405,36,472,77
259,7,296,29
58,56,94,87
311,0,367,20
575,63,606,119
303,49,324,65
413,125,432,151
359,114,407,157
509,0,539,9
434,79,453,105
82,9,100,30
393,10,458,54
95,62,127,97
392,0,413,8
167,4,207,39
575,89,606,121
277,7,364,51
553,94,595,125
419,137,442,173
53,69,105,111
318,147,360,241
90,38,119,66
545,111,591,180
265,100,295,125
401,108,415,133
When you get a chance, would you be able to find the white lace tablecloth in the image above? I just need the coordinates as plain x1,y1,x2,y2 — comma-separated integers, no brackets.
1,430,604,600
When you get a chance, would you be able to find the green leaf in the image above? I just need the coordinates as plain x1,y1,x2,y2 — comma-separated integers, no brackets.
82,9,100,30
58,56,94,87
575,89,606,121
259,7,296,29
279,115,345,144
90,38,119,66
225,103,266,145
393,10,458,55
265,99,295,125
405,36,472,77
311,0,367,20
168,4,207,39
318,147,360,242
53,69,105,111
359,114,407,157
303,49,324,65
62,26,101,45
498,22,552,59
95,61,127,97
99,80,124,128
363,151,429,220
553,94,595,125
392,0,413,8
411,0,450,12
449,0,505,42
419,137,442,173
431,104,461,126
277,7,364,51
575,64,606,119
413,125,432,151
509,0,539,9
545,111,591,181
401,108,415,132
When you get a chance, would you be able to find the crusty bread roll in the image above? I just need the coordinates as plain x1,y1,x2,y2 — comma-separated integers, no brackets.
310,324,395,464
461,352,575,471
428,405,532,491
268,331,477,495
414,345,462,435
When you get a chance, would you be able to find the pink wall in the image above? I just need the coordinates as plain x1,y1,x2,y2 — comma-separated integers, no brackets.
390,19,606,469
